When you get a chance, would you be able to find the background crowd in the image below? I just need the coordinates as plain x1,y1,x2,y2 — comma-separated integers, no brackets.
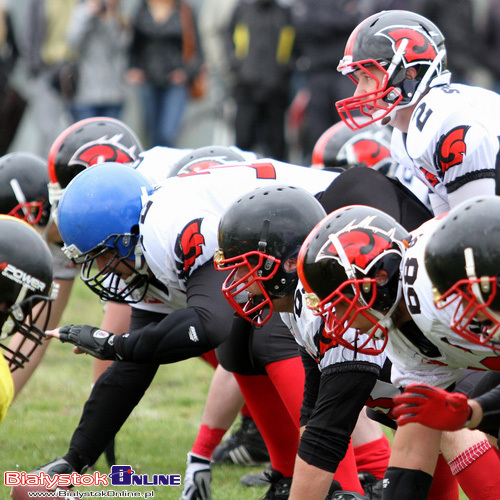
2,0,500,165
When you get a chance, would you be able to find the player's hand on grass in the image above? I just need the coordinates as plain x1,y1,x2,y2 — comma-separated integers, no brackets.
47,325,117,360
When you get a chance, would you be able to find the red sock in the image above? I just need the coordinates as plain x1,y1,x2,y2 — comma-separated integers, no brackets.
427,454,459,500
449,439,500,500
264,357,304,419
191,424,227,459
333,441,364,494
234,373,300,477
353,435,391,479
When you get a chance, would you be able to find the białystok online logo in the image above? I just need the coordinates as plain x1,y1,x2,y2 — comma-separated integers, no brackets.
4,465,181,488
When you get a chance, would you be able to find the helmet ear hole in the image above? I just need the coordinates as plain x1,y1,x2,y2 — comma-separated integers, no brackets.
375,269,389,286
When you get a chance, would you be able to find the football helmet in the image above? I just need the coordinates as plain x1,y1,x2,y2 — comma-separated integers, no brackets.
297,205,409,354
0,152,50,226
170,145,246,177
0,215,55,371
214,185,326,325
57,162,153,303
47,116,143,207
336,10,450,130
425,196,500,352
311,120,397,176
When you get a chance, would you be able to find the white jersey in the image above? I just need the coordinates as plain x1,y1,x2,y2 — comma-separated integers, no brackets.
133,146,193,184
133,146,259,185
130,146,260,312
136,160,339,314
391,83,500,214
388,217,500,389
281,285,399,415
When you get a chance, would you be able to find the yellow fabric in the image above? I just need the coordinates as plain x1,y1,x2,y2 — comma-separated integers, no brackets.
0,354,14,423
276,25,295,65
233,23,249,60
41,0,78,64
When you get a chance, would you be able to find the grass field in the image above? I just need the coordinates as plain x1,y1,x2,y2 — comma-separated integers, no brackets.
1,280,469,499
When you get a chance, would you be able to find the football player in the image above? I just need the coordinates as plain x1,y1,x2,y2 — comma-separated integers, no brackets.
24,159,368,499
391,195,500,490
44,117,269,483
311,119,430,209
298,203,500,500
0,215,56,421
335,10,500,216
213,168,439,500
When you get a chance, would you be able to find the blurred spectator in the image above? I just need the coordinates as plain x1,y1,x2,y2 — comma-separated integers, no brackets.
66,0,130,122
291,0,370,163
418,0,480,84
126,0,204,148
197,0,238,145
0,0,25,156
224,0,295,162
470,0,500,91
25,0,78,157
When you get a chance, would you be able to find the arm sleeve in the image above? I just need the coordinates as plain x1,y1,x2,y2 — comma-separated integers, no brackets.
299,346,321,427
298,362,379,473
113,261,234,364
474,385,500,436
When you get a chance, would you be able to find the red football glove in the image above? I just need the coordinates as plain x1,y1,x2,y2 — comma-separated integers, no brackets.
392,383,472,431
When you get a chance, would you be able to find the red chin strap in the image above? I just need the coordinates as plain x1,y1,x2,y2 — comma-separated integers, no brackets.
214,251,281,326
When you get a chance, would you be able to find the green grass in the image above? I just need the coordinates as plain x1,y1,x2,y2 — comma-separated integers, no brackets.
1,280,469,499
1,280,264,500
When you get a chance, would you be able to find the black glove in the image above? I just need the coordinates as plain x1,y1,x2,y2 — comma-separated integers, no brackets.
58,324,118,360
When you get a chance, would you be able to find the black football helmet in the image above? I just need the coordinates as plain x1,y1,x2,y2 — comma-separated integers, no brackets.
170,145,246,177
47,117,143,207
0,216,55,371
297,205,409,354
0,152,50,226
336,10,450,130
425,196,500,352
311,119,397,176
215,185,326,325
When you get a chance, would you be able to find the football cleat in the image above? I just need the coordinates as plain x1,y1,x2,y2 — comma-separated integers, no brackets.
10,458,83,500
259,469,292,500
31,457,80,475
212,415,270,466
240,465,272,487
358,472,383,500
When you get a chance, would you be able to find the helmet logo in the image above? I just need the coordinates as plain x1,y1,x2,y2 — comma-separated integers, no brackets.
378,26,438,65
179,157,230,175
315,215,396,273
318,230,392,271
174,218,205,279
340,138,391,168
435,125,470,173
0,261,47,292
70,135,138,169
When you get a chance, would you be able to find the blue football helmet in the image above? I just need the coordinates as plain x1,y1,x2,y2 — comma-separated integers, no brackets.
57,162,153,303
